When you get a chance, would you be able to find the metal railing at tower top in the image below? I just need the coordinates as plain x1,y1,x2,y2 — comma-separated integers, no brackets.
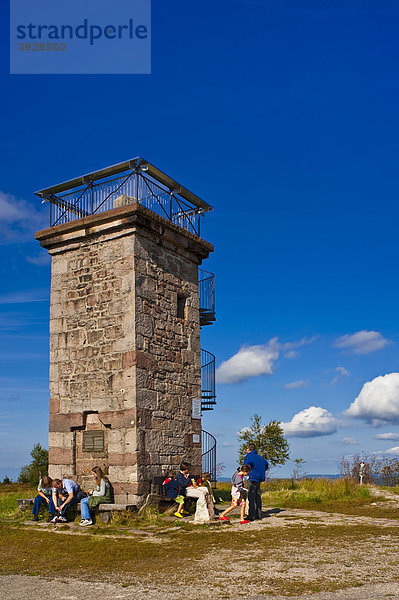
201,349,216,412
35,157,213,237
199,269,216,326
202,430,216,483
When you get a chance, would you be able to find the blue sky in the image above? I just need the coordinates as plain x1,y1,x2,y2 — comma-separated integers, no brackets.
1,0,399,479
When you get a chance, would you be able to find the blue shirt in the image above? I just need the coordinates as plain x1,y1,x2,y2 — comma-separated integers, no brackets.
243,451,268,482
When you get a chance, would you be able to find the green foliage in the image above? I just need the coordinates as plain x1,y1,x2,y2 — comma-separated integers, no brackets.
261,477,371,508
238,414,290,467
2,476,12,484
18,443,49,486
0,483,36,519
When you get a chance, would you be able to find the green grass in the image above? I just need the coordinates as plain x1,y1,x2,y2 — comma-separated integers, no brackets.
379,486,399,495
218,478,399,518
259,478,399,518
218,478,372,509
0,484,36,519
261,478,371,507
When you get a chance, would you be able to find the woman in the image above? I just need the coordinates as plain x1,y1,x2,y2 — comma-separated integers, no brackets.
32,475,55,522
79,467,112,526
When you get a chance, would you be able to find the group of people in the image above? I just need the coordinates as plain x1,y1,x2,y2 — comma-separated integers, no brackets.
32,443,268,526
163,443,268,523
32,466,112,526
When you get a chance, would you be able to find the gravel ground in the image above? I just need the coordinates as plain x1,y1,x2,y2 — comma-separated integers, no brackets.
2,488,399,599
0,575,398,600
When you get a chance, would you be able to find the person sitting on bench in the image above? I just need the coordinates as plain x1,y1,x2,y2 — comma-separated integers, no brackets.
80,466,112,527
175,461,215,522
32,475,55,522
51,477,84,523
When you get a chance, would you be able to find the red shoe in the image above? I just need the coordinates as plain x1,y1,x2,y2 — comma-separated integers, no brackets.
219,515,230,521
240,519,250,524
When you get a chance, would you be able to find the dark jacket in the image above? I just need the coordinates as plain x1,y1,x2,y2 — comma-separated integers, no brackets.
244,451,268,482
162,478,179,500
231,471,247,495
175,471,192,496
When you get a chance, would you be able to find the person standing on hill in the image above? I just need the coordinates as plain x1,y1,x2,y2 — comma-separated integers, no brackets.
243,443,268,521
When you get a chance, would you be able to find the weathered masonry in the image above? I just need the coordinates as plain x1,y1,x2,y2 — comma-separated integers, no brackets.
35,158,216,506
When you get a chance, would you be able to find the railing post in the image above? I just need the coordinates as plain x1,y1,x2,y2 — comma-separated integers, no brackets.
201,430,217,482
201,348,216,411
199,270,216,327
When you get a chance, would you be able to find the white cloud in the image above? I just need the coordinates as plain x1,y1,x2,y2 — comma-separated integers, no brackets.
282,336,318,358
284,380,309,390
26,253,50,266
216,339,279,384
0,289,49,305
346,373,399,425
335,366,350,376
376,446,399,456
281,336,318,351
331,365,351,385
374,432,399,441
282,406,337,438
216,336,317,385
333,330,390,355
341,437,358,446
0,191,45,241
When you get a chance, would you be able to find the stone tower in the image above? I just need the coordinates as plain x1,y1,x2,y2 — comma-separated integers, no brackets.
35,158,216,506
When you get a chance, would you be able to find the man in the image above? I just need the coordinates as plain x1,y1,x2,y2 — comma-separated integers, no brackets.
51,477,84,523
243,443,268,521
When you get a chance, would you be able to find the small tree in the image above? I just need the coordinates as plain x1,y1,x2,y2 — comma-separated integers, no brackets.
238,414,290,466
216,462,226,478
18,443,49,486
291,458,307,482
2,476,11,484
339,453,378,484
377,457,399,487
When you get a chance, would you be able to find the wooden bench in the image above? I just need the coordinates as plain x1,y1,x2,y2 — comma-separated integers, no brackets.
77,503,136,523
17,499,136,523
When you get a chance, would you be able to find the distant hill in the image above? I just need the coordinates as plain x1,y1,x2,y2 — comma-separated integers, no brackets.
217,474,342,482
305,474,341,480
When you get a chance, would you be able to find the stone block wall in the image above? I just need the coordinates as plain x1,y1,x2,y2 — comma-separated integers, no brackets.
36,204,213,505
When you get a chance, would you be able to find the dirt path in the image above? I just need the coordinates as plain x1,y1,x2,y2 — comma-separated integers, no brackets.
369,485,399,503
2,502,399,599
0,575,398,600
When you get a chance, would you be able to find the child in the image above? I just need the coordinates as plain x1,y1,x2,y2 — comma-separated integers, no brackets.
175,461,215,522
219,465,251,524
80,466,112,526
32,475,55,522
162,470,187,518
201,471,218,515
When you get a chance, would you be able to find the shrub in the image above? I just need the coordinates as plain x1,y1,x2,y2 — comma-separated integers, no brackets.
260,477,371,509
18,443,48,487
